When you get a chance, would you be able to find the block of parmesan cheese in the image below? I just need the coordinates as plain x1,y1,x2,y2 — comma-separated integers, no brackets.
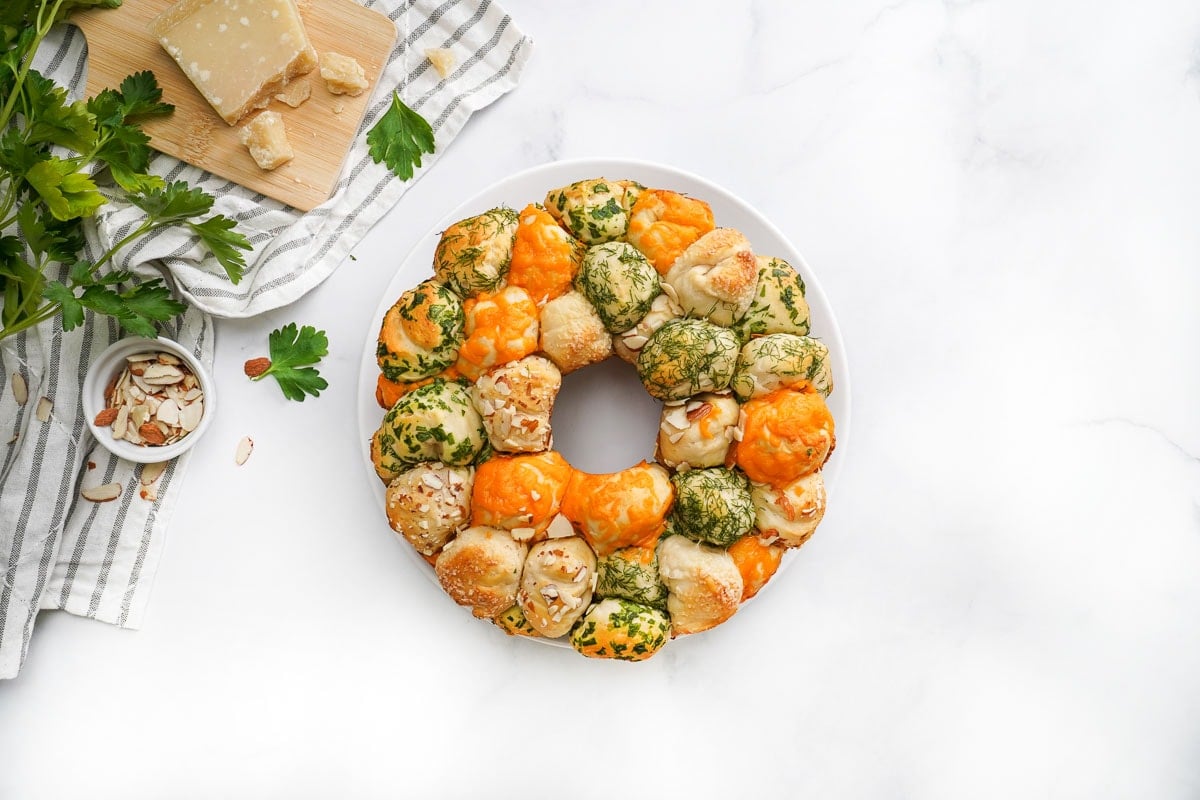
150,0,318,125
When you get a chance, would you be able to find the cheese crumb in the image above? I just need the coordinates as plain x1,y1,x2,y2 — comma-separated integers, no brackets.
319,51,369,96
238,111,294,170
424,47,455,78
274,78,311,108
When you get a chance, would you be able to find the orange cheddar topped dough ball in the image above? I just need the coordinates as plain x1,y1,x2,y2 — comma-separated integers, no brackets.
455,285,540,380
506,204,586,306
471,451,573,538
733,388,835,488
561,462,674,557
727,534,785,602
627,189,716,275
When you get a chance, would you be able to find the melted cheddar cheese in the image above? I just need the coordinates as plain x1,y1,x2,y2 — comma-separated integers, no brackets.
470,451,573,535
727,534,785,602
455,286,540,380
733,388,835,487
561,462,674,556
506,203,584,305
375,366,462,410
627,189,716,274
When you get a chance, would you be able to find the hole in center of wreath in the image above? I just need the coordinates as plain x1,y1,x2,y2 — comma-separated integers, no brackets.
550,357,661,474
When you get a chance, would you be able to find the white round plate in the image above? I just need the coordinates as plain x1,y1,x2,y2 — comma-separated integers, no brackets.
356,158,852,645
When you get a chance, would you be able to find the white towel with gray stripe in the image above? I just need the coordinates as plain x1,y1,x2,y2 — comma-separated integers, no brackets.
0,0,531,679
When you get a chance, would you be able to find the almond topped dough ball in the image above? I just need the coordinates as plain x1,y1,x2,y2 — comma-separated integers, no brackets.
663,228,758,326
433,207,518,296
517,537,596,638
435,525,527,619
730,333,833,402
751,471,826,548
472,355,561,453
732,255,811,340
545,177,643,244
377,279,465,382
657,391,740,469
636,317,739,401
656,534,743,636
384,462,474,556
370,379,489,483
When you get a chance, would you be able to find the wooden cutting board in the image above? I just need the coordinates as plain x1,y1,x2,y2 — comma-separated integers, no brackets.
74,0,397,211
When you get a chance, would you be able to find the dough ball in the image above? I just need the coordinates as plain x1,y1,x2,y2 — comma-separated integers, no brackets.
544,177,643,244
433,207,518,296
732,255,811,340
376,279,464,382
472,355,562,453
574,241,661,333
517,537,596,638
538,290,612,373
636,317,739,401
730,333,832,402
657,392,740,469
662,228,758,326
435,525,527,619
656,534,742,636
385,462,474,556
570,598,671,661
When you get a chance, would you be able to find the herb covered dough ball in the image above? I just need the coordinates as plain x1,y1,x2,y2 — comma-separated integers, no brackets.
669,466,755,547
574,242,661,334
731,333,832,401
433,207,518,296
732,255,811,340
544,177,643,244
377,279,465,382
371,379,489,483
596,545,668,610
636,317,739,401
570,598,671,661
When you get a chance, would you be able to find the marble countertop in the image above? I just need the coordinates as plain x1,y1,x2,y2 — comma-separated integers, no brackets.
3,1,1199,797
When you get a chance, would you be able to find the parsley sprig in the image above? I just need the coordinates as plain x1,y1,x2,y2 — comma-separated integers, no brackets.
246,323,329,402
366,92,435,181
0,0,250,342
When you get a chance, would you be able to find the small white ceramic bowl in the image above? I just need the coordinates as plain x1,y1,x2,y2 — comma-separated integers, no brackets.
82,336,215,464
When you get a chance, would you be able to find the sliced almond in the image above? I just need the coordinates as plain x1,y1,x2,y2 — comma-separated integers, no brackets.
157,398,181,426
125,352,158,363
141,363,184,385
235,436,254,465
113,405,129,439
82,483,122,503
35,396,52,422
180,400,203,432
544,514,575,539
140,461,167,486
11,372,28,405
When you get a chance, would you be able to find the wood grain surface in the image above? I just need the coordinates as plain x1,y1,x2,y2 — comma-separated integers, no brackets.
74,0,397,211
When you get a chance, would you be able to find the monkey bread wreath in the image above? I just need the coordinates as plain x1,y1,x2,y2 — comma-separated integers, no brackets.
368,176,837,662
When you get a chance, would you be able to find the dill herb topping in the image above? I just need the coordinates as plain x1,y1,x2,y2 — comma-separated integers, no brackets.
732,256,811,340
730,333,832,401
669,467,755,547
433,207,518,296
635,317,739,400
595,546,669,610
574,241,660,333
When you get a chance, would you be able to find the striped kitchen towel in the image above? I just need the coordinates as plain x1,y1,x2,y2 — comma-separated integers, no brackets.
0,0,531,679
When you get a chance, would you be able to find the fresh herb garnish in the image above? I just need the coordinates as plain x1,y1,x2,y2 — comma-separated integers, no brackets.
244,323,329,401
366,91,435,181
0,0,250,342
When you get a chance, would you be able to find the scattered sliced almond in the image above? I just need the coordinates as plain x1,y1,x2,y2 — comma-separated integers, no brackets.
81,483,122,503
235,436,254,466
544,514,575,539
140,461,167,486
35,396,52,422
11,372,28,406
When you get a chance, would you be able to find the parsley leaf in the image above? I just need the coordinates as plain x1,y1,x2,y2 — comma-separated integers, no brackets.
366,92,435,181
249,323,330,401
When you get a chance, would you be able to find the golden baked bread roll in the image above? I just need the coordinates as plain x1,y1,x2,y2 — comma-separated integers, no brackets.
384,462,474,556
538,290,612,374
751,471,826,548
656,534,742,636
472,355,561,453
657,391,740,469
434,525,527,619
662,228,758,326
517,537,596,637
